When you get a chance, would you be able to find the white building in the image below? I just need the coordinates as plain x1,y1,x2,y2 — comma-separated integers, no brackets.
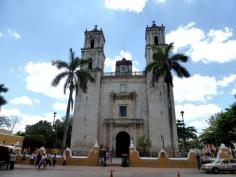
71,22,179,157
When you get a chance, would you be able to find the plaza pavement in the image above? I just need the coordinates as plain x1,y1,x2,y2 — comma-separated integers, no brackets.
0,165,235,177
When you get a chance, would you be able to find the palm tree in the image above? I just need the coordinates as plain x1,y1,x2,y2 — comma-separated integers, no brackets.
145,42,190,157
0,84,8,108
51,48,94,152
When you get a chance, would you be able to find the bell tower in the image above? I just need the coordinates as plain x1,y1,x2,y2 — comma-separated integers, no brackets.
145,21,179,157
145,21,166,65
71,25,105,155
81,25,105,71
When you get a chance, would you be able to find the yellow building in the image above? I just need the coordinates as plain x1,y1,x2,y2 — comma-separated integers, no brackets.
0,129,24,146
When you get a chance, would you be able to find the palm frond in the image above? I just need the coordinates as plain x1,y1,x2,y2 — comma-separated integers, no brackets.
165,42,174,57
78,57,93,66
145,62,157,73
0,95,7,106
172,62,191,78
69,48,75,63
51,60,69,69
51,71,69,87
170,54,188,62
0,84,8,93
76,70,94,93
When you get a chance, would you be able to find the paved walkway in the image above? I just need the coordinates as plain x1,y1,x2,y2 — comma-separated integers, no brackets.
0,165,235,177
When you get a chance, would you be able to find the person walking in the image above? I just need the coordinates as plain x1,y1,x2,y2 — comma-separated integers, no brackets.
9,150,17,170
52,153,57,167
45,153,51,167
109,151,112,166
34,152,41,168
21,152,26,164
38,154,46,169
29,152,35,165
62,153,66,166
196,153,201,170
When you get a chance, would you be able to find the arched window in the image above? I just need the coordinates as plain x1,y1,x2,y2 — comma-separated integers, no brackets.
90,39,94,48
154,36,159,45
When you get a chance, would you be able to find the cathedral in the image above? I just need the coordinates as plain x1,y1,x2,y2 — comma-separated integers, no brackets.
71,22,179,157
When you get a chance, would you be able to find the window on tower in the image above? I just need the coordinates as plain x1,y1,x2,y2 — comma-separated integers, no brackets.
154,36,159,45
90,39,94,48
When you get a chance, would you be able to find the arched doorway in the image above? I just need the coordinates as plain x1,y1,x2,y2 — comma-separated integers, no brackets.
116,131,130,157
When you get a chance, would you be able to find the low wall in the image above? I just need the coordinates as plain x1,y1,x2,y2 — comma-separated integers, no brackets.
16,147,99,166
0,133,24,145
129,148,198,168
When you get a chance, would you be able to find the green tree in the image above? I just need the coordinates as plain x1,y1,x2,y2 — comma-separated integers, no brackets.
136,135,152,156
51,48,94,152
200,106,236,149
145,43,190,156
0,84,8,108
176,120,198,155
53,118,72,148
23,120,56,152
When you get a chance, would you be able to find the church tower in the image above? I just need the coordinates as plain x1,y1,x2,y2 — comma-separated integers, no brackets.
145,21,178,156
71,25,105,155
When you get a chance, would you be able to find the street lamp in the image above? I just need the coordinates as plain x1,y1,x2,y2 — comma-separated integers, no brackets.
180,110,184,125
53,112,57,127
180,110,186,156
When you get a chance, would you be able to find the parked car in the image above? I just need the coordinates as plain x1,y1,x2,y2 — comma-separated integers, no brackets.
201,158,236,174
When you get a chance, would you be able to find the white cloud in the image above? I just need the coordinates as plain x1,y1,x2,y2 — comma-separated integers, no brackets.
0,32,3,38
10,96,33,106
232,85,236,95
154,0,166,4
7,29,21,40
105,50,139,72
25,61,68,100
166,22,236,63
34,98,40,104
217,74,236,87
1,108,62,133
104,0,148,13
174,74,217,102
52,102,67,112
175,103,221,133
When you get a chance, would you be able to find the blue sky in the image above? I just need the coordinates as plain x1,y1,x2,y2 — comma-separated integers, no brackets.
1,0,236,133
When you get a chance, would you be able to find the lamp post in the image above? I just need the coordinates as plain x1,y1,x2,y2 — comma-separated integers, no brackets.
180,110,184,125
53,112,57,127
180,110,186,156
53,112,57,148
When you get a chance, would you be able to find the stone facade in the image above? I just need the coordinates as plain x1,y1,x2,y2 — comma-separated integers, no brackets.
71,22,179,157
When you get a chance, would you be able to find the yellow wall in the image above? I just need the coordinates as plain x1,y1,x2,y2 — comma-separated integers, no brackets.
16,147,100,166
0,133,24,145
129,148,198,168
16,146,198,168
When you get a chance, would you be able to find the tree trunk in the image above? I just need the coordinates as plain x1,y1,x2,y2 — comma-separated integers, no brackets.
167,83,175,157
61,88,73,154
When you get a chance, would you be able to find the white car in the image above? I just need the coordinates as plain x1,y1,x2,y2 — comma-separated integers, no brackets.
201,158,236,174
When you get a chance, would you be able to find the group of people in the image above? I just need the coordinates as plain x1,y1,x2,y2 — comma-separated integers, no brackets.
101,150,112,166
29,152,57,169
